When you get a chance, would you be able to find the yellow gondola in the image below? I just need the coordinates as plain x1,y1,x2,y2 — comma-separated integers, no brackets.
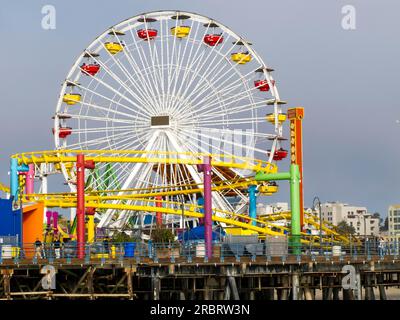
63,93,81,105
259,183,279,195
104,42,124,55
171,26,191,38
231,52,252,64
266,113,287,124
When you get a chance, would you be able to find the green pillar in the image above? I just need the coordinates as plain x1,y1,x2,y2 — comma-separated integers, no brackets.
254,164,302,254
289,164,301,254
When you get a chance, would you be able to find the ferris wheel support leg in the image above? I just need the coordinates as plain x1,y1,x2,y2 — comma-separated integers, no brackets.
248,185,258,227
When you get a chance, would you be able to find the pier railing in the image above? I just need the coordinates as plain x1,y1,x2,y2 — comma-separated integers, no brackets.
0,239,398,264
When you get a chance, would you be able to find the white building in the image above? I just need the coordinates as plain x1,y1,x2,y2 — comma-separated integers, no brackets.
256,202,289,215
319,202,379,237
388,205,400,240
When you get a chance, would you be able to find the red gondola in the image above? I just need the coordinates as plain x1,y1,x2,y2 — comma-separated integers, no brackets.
80,63,100,76
203,34,223,46
267,148,288,161
254,79,275,92
137,29,158,40
52,127,72,139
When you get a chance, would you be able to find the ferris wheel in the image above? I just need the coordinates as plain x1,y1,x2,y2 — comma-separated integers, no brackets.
53,10,287,231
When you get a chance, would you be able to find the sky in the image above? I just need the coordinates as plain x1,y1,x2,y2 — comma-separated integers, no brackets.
0,0,399,218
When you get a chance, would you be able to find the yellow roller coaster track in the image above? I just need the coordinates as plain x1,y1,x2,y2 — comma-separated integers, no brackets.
22,191,350,245
12,150,278,173
12,150,352,245
0,182,9,193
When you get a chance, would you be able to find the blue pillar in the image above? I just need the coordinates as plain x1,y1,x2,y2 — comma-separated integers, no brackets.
10,158,19,199
10,158,29,200
248,185,258,226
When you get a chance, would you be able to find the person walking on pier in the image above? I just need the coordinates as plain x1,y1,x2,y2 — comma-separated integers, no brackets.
34,238,43,259
103,236,110,255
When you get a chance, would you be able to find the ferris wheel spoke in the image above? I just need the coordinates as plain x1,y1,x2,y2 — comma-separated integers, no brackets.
99,41,159,112
59,113,136,125
110,31,158,106
189,81,260,117
71,125,137,135
112,34,160,114
128,26,164,111
166,19,195,114
64,130,133,150
167,21,204,115
179,127,267,155
73,82,150,120
165,17,179,112
141,21,165,111
188,66,261,113
77,67,154,118
84,52,154,117
191,98,267,121
74,98,145,121
176,32,237,105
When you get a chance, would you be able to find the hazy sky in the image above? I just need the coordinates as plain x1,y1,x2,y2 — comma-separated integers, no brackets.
0,1,399,218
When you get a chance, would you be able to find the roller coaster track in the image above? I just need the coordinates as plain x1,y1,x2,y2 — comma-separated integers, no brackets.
12,150,352,245
0,182,9,193
22,192,350,244
12,150,277,173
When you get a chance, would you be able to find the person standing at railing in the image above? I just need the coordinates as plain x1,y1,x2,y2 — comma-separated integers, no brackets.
53,237,61,259
378,237,385,258
34,238,43,259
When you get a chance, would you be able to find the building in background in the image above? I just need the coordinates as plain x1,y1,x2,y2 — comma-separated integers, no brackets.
388,205,400,240
320,202,379,237
256,202,289,216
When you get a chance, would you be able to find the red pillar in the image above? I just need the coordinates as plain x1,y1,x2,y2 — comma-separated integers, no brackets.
76,154,85,259
155,196,162,226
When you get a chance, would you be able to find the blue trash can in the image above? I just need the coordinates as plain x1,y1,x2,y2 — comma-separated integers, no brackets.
124,242,136,258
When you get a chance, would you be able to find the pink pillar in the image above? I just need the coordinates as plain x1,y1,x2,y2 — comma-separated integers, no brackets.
76,154,85,259
25,164,35,195
199,156,212,259
52,211,59,236
46,211,52,227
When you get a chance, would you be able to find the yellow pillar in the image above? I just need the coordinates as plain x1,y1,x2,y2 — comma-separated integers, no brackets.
87,215,95,243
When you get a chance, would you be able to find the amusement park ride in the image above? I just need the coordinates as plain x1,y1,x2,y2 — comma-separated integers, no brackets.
1,10,351,259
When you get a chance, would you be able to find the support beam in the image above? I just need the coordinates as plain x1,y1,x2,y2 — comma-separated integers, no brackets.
287,107,305,229
292,273,299,300
155,196,163,226
254,164,301,252
248,185,257,226
25,164,35,195
76,154,86,259
198,156,213,259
